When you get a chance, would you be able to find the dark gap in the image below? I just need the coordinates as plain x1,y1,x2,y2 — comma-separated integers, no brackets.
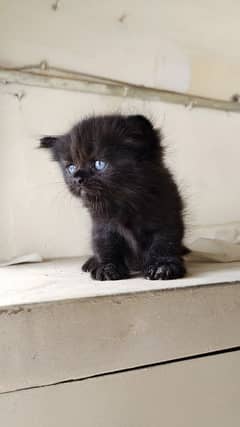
2,345,240,395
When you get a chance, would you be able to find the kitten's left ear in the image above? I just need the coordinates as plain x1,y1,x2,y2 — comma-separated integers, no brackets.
39,136,58,148
126,115,160,139
126,115,161,149
126,115,154,133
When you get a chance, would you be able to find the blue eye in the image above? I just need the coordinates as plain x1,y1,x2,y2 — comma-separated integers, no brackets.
94,160,107,171
67,164,76,175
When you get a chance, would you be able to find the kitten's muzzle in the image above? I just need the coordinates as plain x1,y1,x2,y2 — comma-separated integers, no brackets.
73,169,88,186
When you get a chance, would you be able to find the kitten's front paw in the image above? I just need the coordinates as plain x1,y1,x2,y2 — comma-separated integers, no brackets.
91,263,129,281
82,256,99,272
143,257,186,280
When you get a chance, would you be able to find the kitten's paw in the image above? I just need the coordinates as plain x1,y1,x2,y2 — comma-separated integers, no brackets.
91,263,130,281
82,257,99,272
143,257,186,280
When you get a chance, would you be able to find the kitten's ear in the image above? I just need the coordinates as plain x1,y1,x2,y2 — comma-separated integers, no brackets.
39,136,58,148
126,115,154,133
126,115,161,150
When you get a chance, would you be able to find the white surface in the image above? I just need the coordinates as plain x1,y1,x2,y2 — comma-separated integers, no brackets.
1,257,240,307
1,351,239,427
0,258,240,393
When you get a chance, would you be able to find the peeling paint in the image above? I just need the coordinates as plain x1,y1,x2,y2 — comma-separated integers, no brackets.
0,307,31,316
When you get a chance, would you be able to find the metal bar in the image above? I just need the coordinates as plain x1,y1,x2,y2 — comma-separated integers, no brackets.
0,66,239,113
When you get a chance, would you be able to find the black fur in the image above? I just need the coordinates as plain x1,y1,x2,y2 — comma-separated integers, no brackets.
40,114,186,281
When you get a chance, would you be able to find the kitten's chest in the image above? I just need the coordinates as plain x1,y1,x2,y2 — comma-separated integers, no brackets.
115,220,146,255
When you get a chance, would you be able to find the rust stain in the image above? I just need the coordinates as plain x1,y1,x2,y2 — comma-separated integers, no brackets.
52,0,60,11
118,13,127,23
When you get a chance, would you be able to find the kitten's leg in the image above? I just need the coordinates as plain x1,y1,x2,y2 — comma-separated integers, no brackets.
91,224,130,281
82,256,98,273
143,235,186,280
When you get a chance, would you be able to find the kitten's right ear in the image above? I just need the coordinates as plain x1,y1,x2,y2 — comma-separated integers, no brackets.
39,136,58,148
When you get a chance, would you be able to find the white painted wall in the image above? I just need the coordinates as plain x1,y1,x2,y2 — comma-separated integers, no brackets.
1,0,240,99
0,0,240,260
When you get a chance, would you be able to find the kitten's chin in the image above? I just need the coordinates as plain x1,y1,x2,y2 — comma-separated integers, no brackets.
69,185,82,197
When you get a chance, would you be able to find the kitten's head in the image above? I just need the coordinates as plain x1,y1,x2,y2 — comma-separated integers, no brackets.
40,114,162,217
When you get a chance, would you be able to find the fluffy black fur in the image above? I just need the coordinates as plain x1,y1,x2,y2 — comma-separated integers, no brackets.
40,114,187,281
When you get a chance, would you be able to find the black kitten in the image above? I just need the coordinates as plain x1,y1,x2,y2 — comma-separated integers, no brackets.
40,114,186,281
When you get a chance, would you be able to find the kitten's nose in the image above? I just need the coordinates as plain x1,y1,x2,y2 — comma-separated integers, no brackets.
73,169,87,185
73,175,83,185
